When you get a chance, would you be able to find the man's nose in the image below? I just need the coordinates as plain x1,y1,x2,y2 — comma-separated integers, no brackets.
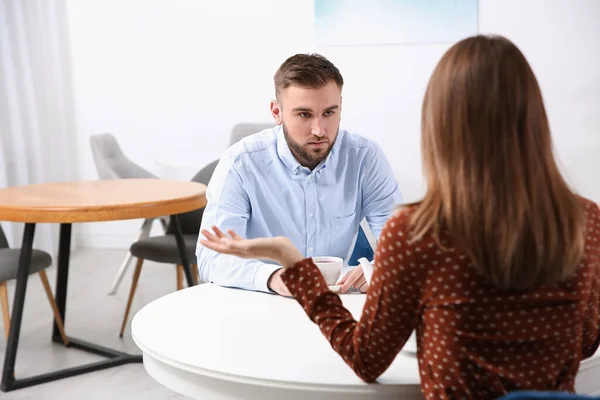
311,120,324,137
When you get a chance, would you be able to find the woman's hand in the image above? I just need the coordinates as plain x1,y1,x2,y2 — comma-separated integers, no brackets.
200,226,304,268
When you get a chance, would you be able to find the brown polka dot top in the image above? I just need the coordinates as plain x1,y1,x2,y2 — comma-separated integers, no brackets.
281,197,600,399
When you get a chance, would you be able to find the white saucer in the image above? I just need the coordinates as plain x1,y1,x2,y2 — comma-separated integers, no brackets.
328,285,342,293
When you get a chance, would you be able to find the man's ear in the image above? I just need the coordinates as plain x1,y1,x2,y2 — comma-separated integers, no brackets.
270,100,283,125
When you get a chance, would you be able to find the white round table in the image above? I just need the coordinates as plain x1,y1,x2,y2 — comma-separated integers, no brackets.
132,284,600,399
131,283,423,400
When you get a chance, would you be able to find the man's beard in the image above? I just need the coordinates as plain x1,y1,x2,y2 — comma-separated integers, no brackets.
282,122,337,166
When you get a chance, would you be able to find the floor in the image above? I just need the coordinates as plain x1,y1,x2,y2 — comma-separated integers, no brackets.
0,249,191,400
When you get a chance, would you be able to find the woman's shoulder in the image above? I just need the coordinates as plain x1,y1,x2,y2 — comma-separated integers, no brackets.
575,196,600,231
380,204,424,244
386,204,417,229
577,195,599,214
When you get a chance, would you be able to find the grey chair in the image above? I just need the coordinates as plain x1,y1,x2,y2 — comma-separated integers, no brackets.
229,123,274,146
119,160,219,337
0,225,68,347
90,133,158,180
89,133,169,296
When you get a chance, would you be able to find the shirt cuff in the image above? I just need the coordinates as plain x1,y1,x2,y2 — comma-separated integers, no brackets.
254,263,283,293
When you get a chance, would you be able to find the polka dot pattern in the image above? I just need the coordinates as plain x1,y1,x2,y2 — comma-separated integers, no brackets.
281,198,600,399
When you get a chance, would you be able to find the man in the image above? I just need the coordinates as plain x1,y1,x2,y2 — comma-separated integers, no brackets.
196,53,402,295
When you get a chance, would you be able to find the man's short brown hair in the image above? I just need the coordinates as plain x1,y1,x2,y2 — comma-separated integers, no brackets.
274,53,344,102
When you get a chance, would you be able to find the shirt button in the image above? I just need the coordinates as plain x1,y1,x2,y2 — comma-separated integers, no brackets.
307,175,312,180
309,247,314,252
309,212,314,217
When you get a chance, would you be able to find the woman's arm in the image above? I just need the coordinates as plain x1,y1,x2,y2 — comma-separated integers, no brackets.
282,212,424,382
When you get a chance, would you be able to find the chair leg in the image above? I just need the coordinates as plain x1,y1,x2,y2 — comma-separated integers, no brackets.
108,218,154,295
119,258,144,338
159,217,169,232
38,270,69,346
0,281,9,340
176,265,184,291
192,264,199,285
107,251,135,296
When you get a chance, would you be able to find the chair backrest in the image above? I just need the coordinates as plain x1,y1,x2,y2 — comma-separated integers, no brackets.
348,225,374,266
90,133,157,180
229,123,274,146
167,160,219,235
190,160,219,185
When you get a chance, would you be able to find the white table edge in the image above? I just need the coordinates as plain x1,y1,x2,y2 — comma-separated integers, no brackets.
131,327,418,395
580,354,600,371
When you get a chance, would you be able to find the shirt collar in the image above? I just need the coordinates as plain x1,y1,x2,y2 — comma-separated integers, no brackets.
276,125,303,174
276,125,343,174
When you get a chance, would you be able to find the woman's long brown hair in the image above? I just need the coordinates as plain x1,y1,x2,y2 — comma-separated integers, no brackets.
410,35,585,291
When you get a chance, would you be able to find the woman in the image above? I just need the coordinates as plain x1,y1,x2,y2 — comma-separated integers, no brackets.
201,35,600,399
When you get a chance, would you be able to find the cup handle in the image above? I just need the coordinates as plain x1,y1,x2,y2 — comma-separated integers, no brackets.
358,257,374,284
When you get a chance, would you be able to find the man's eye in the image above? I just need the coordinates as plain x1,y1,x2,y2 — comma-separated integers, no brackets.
324,111,334,116
299,113,311,118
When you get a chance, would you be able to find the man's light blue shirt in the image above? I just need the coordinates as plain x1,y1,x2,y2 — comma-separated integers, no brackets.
196,126,402,293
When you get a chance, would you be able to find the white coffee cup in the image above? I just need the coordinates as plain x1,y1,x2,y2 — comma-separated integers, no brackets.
312,256,343,286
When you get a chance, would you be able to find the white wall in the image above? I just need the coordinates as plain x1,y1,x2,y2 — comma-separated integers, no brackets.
67,0,600,248
479,0,600,201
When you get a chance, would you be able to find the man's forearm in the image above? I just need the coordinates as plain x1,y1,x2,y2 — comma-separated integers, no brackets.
196,247,281,292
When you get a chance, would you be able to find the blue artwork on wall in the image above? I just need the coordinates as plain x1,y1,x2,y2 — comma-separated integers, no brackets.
315,0,479,46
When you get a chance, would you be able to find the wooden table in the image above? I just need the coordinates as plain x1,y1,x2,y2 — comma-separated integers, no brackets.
0,179,206,392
